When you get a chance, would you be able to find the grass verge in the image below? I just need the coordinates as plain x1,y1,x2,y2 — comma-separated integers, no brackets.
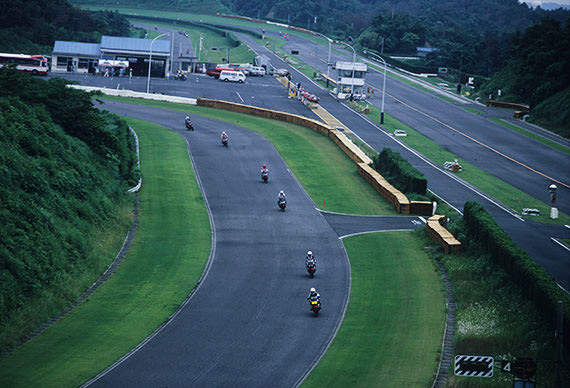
439,241,569,388
302,231,445,388
0,118,211,388
488,117,570,155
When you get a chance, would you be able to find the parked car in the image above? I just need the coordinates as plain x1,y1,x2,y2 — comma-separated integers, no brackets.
246,66,266,76
219,70,246,83
274,68,290,77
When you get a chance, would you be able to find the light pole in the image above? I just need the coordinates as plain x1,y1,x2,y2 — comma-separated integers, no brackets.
147,32,169,94
363,49,387,124
338,40,356,96
316,32,332,79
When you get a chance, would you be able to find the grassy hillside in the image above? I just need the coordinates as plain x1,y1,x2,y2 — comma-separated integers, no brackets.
0,69,137,351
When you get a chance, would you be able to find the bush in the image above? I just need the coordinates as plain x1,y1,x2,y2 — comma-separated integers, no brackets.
371,147,427,195
463,201,570,349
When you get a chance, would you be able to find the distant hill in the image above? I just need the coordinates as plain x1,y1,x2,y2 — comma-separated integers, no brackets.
0,0,131,54
71,0,570,39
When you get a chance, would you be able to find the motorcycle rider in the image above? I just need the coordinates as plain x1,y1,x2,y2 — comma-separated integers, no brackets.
184,115,192,128
307,287,320,302
305,250,316,267
277,190,287,205
221,131,229,144
261,164,269,180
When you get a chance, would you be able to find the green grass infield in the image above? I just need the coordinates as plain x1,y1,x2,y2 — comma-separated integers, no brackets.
302,231,445,388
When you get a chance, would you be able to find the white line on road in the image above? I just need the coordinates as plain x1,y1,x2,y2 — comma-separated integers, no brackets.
236,91,244,103
551,237,570,252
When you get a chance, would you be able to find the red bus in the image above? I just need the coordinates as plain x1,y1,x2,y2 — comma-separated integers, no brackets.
0,53,49,75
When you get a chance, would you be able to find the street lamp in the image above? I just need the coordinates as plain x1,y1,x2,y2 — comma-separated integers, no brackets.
363,49,387,124
338,40,356,96
317,33,332,78
147,32,169,94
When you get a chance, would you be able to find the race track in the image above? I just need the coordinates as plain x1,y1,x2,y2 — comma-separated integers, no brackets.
85,101,351,387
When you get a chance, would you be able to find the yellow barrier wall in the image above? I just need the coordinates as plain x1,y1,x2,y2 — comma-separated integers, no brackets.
426,215,462,254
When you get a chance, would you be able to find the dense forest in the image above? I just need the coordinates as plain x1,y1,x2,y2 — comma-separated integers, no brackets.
0,68,138,350
0,0,131,54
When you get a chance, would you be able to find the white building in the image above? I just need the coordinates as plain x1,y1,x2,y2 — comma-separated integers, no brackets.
334,61,367,100
51,35,172,77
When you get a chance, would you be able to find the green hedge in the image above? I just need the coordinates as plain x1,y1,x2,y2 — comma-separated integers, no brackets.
371,148,427,195
463,201,570,348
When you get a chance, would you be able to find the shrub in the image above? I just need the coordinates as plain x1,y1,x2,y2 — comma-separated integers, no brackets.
371,147,427,195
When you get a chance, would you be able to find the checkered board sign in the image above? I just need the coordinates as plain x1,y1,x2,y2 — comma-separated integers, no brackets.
454,355,494,377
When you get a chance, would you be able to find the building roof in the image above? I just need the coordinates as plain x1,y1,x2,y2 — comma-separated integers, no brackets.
101,35,171,54
53,41,101,57
335,61,367,71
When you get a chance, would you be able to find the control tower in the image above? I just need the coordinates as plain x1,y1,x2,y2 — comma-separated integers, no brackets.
334,61,367,100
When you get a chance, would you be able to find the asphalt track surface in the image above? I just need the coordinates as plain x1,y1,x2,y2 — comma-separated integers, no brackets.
85,100,366,387
52,34,570,288
234,31,570,289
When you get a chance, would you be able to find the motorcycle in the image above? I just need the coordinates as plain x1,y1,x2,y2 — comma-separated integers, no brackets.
221,136,229,147
174,72,187,81
278,198,286,211
306,260,316,278
185,120,194,131
309,296,321,317
261,170,269,183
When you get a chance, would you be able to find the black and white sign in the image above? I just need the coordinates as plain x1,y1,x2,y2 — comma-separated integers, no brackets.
501,360,512,373
454,355,494,377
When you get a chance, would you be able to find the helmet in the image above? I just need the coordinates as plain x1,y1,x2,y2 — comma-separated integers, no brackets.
279,190,284,195
222,131,226,135
307,251,312,256
310,287,316,293
263,164,266,168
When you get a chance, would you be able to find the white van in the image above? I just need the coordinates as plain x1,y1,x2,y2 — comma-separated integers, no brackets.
219,70,246,83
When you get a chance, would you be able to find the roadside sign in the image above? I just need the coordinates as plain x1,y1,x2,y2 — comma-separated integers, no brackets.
454,355,494,377
513,358,537,380
501,360,512,373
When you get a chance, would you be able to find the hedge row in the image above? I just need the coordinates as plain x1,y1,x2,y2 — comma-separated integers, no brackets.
463,201,570,348
372,147,427,195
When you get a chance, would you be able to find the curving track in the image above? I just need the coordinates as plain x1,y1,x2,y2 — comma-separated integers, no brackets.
85,101,351,387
